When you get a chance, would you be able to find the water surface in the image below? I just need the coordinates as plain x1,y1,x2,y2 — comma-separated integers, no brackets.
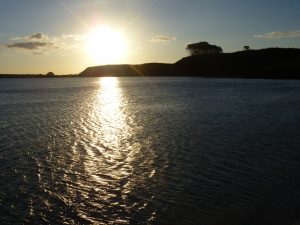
1,77,300,225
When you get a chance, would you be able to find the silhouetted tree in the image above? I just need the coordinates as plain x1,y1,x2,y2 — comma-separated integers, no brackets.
186,42,223,56
243,46,250,51
46,72,55,77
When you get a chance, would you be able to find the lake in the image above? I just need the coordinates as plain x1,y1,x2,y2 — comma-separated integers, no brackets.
1,77,300,225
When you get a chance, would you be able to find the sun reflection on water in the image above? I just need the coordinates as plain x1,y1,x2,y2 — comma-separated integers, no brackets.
96,77,127,147
84,77,133,177
69,77,158,223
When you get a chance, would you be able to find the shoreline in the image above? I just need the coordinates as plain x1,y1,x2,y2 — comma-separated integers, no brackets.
1,75,300,80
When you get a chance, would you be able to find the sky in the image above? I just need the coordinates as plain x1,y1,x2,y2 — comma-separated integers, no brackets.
0,0,300,74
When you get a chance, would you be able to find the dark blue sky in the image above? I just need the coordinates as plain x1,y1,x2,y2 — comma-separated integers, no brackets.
0,0,300,73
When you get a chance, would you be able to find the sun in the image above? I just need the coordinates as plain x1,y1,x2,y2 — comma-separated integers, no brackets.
86,26,128,65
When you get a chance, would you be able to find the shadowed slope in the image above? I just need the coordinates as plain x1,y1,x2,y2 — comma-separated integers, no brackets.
79,63,174,77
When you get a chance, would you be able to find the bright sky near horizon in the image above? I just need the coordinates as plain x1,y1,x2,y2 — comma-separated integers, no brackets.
0,0,300,74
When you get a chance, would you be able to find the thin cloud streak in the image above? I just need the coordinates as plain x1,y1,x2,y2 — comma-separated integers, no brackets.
5,42,52,50
62,34,86,41
150,35,176,42
10,32,49,41
255,30,300,39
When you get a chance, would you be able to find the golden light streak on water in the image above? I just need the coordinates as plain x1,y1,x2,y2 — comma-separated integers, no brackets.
80,77,139,200
96,77,127,147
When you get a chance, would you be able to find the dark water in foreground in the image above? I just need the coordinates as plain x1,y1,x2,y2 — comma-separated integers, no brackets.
1,77,300,225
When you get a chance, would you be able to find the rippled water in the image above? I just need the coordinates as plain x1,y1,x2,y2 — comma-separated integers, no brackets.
1,77,300,225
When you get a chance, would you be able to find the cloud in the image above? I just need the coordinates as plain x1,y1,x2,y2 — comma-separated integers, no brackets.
29,32,47,40
5,41,53,50
255,30,300,39
1,32,84,55
62,34,86,41
10,32,48,41
150,35,176,42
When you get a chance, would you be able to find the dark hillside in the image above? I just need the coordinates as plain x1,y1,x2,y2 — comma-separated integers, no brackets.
174,48,300,78
79,63,174,77
79,48,300,78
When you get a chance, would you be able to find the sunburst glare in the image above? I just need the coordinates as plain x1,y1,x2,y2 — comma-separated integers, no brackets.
86,26,128,65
